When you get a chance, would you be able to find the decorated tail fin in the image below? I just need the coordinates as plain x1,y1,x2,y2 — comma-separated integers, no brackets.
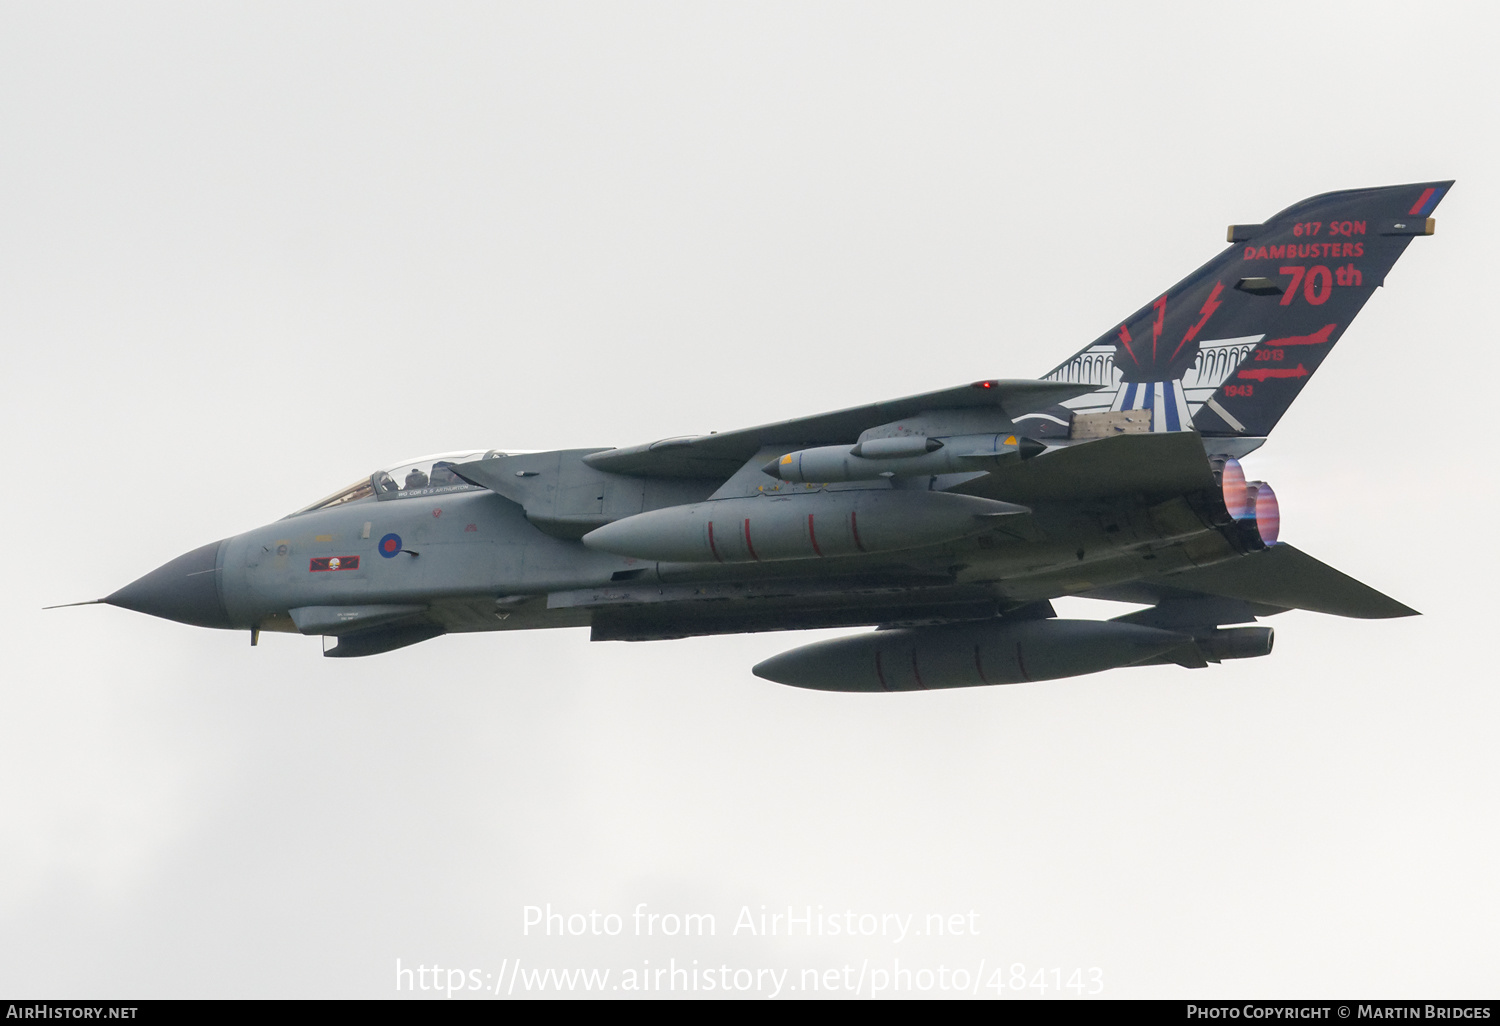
1035,181,1451,441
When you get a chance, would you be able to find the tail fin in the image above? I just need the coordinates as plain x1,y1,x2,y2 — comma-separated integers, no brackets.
1036,181,1451,441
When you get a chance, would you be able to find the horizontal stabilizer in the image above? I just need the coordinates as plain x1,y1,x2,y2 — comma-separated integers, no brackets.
1085,543,1416,619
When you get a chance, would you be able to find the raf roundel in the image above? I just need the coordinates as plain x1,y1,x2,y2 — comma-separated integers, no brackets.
378,533,403,558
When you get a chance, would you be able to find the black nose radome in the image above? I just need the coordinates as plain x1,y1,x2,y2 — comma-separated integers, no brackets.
105,540,231,629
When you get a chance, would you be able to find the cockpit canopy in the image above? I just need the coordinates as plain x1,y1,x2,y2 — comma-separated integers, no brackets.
289,450,508,517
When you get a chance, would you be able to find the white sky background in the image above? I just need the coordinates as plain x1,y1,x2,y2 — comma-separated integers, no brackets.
2,0,1497,999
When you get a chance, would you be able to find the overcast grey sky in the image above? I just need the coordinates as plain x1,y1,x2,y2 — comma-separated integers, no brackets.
2,1,1496,998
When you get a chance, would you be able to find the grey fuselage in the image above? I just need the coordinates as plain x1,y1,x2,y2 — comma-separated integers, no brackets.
97,180,1446,674
131,439,1250,650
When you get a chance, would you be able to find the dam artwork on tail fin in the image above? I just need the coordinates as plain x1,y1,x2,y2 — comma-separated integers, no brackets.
1032,181,1451,445
62,182,1450,691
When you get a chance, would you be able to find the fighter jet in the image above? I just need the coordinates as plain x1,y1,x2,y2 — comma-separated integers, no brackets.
70,181,1451,690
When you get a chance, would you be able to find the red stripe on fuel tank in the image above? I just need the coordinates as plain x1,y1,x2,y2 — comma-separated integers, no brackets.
743,518,759,561
911,650,927,690
1015,643,1031,682
974,644,991,685
707,521,723,562
875,650,890,692
850,511,867,553
807,514,823,557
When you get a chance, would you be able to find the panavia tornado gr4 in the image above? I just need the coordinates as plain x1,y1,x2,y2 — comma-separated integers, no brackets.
78,182,1450,690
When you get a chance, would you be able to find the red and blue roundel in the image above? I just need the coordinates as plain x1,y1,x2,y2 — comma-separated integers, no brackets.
378,533,403,558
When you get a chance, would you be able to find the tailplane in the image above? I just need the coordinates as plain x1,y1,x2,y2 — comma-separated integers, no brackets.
1032,182,1452,443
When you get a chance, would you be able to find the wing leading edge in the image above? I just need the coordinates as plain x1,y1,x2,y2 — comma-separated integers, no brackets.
583,379,1098,478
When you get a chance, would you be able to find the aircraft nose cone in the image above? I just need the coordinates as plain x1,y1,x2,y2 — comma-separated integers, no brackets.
105,539,231,629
